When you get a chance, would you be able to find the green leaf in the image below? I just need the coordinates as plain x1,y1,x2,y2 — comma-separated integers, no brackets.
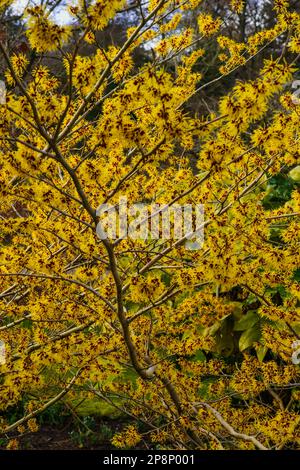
122,367,139,388
198,378,217,399
239,324,261,351
234,311,259,331
192,349,206,362
262,174,295,210
293,268,300,282
161,271,171,286
289,165,300,183
256,345,268,362
214,320,234,356
206,321,221,336
231,302,244,319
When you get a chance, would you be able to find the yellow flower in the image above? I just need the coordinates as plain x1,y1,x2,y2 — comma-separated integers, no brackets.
28,418,39,433
289,36,300,53
198,13,222,36
6,439,19,450
111,425,142,448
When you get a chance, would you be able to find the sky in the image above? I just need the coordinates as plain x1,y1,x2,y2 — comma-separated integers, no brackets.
13,0,72,25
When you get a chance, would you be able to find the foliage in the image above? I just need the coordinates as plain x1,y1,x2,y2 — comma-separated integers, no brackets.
0,0,299,450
